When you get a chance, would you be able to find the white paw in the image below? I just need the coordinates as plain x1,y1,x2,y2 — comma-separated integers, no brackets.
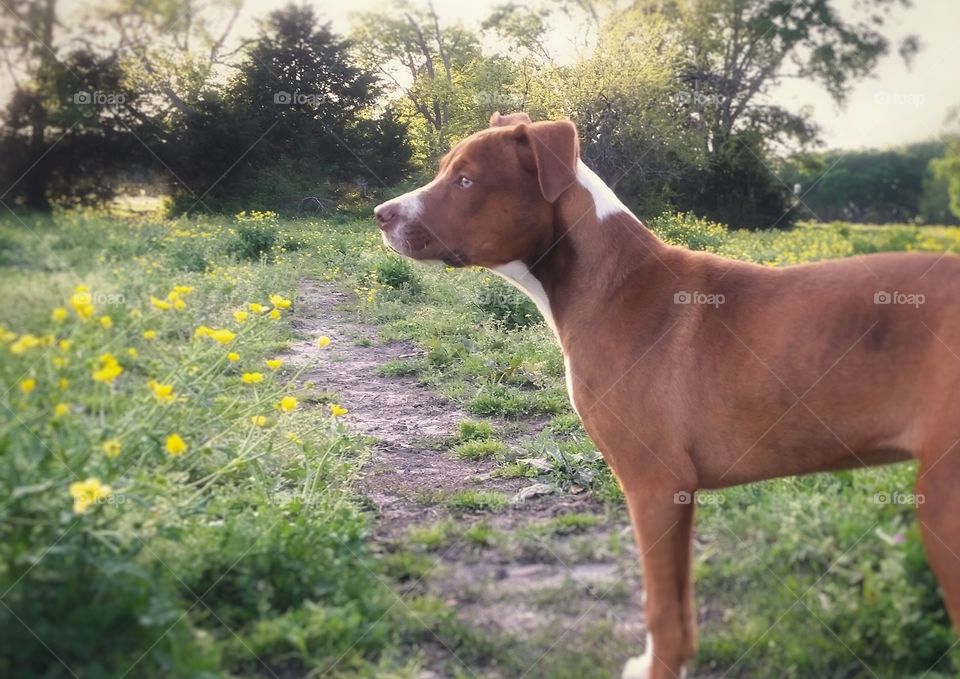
621,654,651,679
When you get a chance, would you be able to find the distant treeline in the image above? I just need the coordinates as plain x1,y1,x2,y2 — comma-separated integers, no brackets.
2,0,958,228
783,142,959,225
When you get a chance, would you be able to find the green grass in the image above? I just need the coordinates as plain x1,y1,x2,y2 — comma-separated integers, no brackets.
446,489,510,512
453,438,507,460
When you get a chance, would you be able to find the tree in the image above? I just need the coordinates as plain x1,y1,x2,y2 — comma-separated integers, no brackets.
163,3,411,211
352,1,495,159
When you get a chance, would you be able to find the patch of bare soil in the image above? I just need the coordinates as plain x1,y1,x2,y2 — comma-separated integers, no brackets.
286,279,648,678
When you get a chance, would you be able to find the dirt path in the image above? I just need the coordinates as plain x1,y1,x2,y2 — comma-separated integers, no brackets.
287,279,648,678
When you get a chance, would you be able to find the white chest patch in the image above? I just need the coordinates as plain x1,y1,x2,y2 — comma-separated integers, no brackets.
577,160,632,220
492,261,579,416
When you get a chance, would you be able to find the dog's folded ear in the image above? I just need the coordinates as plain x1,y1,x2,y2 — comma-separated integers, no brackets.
489,111,532,127
513,120,579,203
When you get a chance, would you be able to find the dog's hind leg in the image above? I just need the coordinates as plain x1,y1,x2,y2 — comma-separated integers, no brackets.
621,483,697,679
916,457,960,633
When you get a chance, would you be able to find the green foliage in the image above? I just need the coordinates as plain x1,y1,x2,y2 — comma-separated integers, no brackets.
456,419,494,442
446,489,510,512
473,277,540,328
453,439,507,460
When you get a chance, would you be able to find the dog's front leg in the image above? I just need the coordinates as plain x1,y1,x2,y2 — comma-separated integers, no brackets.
622,484,696,679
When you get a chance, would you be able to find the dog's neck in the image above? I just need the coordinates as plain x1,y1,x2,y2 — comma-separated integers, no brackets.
494,161,671,351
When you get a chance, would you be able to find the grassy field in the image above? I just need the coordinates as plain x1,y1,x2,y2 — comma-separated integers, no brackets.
2,207,959,678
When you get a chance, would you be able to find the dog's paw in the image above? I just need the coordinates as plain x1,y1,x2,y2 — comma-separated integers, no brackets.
621,654,651,679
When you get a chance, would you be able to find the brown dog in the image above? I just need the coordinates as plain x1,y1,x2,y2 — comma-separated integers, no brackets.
373,112,960,678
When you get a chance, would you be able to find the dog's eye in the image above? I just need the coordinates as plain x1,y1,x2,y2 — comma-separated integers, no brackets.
455,176,473,188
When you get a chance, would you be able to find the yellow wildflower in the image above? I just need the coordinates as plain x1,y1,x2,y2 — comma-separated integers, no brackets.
19,378,36,394
10,334,41,354
269,294,292,309
208,329,236,345
173,285,194,295
58,378,69,391
150,296,171,311
285,432,303,444
52,307,68,322
279,396,298,412
101,438,122,457
165,433,187,456
250,415,267,427
69,477,111,514
59,339,71,351
227,352,240,362
53,403,70,418
266,358,283,370
143,330,157,341
127,347,138,359
148,380,176,403
194,325,213,338
173,298,186,310
233,310,249,323
316,335,331,348
269,309,281,320
241,372,264,384
69,286,95,320
329,403,348,417
99,315,113,329
52,357,68,369
92,354,123,384
248,303,265,314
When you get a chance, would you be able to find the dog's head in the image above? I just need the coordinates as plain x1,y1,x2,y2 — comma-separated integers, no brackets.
373,112,579,268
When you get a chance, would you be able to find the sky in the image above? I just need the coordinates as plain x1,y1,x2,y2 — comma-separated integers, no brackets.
31,0,960,151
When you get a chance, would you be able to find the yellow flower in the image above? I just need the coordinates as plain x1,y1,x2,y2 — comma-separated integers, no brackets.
227,352,240,362
69,286,95,320
266,358,283,370
279,396,298,412
127,347,138,359
19,378,36,394
52,356,68,369
269,309,281,320
54,403,70,418
52,307,68,322
92,353,123,383
10,334,41,354
165,433,187,456
173,298,186,310
285,432,303,444
248,303,265,314
233,310,249,323
101,438,122,458
143,330,158,340
329,403,348,417
241,372,264,384
208,329,236,345
316,335,331,348
58,378,69,391
173,285,194,295
250,415,267,427
69,477,111,514
148,380,176,403
194,325,213,338
150,296,171,311
269,294,292,309
99,315,113,329
59,339,72,351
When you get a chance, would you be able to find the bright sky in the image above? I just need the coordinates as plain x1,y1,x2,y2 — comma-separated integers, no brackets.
38,0,960,150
